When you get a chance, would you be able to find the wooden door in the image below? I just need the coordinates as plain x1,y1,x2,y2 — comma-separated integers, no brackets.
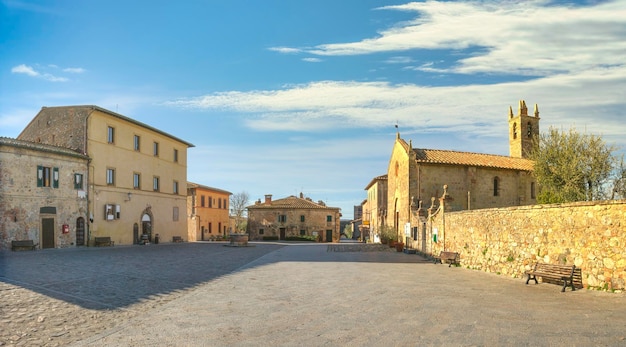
42,218,55,249
75,217,85,246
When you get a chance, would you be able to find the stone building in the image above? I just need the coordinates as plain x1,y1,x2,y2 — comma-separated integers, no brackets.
187,182,232,241
374,100,538,245
362,174,388,242
246,193,341,242
17,106,194,246
0,137,89,250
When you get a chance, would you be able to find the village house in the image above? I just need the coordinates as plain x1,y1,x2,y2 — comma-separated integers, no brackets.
17,105,194,246
0,138,89,250
187,182,232,241
246,193,341,242
361,174,388,242
364,100,539,249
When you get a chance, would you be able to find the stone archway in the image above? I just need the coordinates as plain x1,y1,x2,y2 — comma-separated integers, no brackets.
140,207,154,242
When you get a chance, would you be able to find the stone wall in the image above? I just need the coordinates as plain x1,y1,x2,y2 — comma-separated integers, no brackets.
425,200,626,291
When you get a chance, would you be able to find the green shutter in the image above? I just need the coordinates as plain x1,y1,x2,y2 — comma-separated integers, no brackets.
53,167,59,188
37,165,43,187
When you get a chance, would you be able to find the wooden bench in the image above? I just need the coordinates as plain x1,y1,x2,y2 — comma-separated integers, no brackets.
94,237,114,247
11,240,37,251
172,236,184,243
434,251,460,267
525,263,576,292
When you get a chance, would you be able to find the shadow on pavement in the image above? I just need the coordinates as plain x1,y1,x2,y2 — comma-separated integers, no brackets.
0,242,429,310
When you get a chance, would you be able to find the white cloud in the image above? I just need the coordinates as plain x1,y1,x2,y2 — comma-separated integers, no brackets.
274,1,626,77
168,63,626,141
63,67,86,73
11,64,39,76
268,46,302,54
302,57,322,63
11,64,70,82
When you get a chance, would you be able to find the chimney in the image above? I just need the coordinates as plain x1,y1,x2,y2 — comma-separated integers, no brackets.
299,192,304,199
264,194,272,204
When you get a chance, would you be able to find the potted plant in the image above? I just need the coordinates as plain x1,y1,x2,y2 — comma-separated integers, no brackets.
396,242,404,252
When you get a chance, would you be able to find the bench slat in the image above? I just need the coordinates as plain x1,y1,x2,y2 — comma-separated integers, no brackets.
525,263,576,292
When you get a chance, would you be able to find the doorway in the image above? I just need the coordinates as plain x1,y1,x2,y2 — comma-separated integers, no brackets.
279,228,286,240
326,229,333,242
42,218,55,249
142,213,152,242
76,217,85,246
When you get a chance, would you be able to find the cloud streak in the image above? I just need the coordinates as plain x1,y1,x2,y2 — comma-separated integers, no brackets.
11,64,85,82
272,0,626,76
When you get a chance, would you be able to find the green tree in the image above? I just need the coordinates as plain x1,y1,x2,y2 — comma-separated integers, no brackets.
343,224,353,239
530,127,616,203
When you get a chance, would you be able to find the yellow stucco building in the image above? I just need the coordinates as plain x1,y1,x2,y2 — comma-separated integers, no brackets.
18,105,194,245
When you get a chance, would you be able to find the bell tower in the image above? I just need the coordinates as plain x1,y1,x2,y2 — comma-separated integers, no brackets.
509,100,540,158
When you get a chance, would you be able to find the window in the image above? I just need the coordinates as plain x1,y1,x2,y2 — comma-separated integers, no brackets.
37,166,58,188
173,206,179,221
106,168,115,186
209,197,212,208
224,199,227,209
153,176,160,191
300,230,306,236
531,182,536,199
74,173,83,189
173,180,179,194
173,149,178,163
326,215,332,222
153,142,159,156
493,177,500,197
512,123,517,140
300,215,305,222
219,198,222,209
134,135,140,151
259,228,264,235
133,173,141,189
107,126,115,144
527,122,533,137
278,215,287,223
201,195,205,207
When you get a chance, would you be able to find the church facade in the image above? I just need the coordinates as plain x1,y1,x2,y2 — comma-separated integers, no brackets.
367,100,540,246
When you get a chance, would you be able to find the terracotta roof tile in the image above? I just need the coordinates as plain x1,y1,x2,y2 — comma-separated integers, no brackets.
247,195,340,210
412,148,534,171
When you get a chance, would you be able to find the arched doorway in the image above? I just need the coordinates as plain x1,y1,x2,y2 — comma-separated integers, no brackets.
76,217,85,246
141,213,152,242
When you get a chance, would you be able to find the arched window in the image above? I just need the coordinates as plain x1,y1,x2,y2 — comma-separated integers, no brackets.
527,122,533,137
394,161,399,177
512,123,517,139
493,177,500,197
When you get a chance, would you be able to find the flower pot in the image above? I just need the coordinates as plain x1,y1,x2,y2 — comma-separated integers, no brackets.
396,242,404,252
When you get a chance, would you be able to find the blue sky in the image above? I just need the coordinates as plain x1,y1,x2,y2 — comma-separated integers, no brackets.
2,0,625,219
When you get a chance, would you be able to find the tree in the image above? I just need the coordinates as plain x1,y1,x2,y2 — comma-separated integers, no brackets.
530,127,616,203
230,191,249,233
611,156,626,200
342,224,353,239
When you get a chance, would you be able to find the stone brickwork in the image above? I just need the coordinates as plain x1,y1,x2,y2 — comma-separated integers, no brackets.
422,200,626,291
247,195,341,242
0,138,89,250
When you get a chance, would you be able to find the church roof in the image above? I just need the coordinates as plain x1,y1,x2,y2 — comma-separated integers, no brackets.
247,195,340,210
412,148,534,171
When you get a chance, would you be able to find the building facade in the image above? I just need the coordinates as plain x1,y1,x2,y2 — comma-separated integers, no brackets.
18,106,194,246
187,182,232,241
0,138,89,250
362,174,388,242
246,193,341,242
377,100,538,247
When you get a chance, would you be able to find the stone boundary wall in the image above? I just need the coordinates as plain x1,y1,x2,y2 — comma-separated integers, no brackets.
431,200,626,291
